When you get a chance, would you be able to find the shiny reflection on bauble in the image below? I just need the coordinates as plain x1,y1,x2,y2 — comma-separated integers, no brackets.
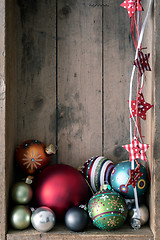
31,206,56,232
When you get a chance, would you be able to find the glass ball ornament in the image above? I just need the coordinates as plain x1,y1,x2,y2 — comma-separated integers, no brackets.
15,140,56,175
31,206,56,232
65,207,88,232
81,156,114,193
128,204,149,226
110,160,149,199
11,182,33,204
88,184,128,230
10,205,31,230
34,164,90,220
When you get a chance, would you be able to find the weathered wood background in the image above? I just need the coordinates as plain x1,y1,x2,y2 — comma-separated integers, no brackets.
16,0,133,168
0,0,159,239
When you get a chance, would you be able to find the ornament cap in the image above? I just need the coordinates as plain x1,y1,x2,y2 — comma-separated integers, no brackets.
100,184,111,191
45,144,56,155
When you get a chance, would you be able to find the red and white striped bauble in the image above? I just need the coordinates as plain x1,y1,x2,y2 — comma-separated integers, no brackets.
81,156,114,193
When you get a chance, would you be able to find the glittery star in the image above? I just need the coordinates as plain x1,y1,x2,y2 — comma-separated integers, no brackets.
120,0,142,18
134,49,151,76
128,92,153,120
122,137,149,162
126,163,143,188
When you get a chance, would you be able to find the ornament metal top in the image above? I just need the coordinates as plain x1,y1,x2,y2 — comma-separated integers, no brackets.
15,140,56,175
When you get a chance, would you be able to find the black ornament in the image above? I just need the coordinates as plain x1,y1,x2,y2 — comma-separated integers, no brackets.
65,207,88,232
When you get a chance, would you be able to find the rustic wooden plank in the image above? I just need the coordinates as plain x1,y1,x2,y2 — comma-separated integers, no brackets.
7,224,153,240
5,0,19,237
16,0,57,153
103,0,135,163
57,0,102,168
0,0,6,239
152,0,160,239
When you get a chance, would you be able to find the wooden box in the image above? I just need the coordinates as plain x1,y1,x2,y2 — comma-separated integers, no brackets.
0,0,159,239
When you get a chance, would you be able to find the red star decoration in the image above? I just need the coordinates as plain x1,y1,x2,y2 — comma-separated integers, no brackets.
128,92,153,120
120,0,143,18
122,137,149,162
134,49,151,76
126,163,143,188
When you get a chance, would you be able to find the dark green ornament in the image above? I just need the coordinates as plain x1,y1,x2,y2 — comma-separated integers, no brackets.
88,184,128,230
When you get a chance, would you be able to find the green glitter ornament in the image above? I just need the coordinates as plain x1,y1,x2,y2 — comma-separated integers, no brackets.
88,184,128,230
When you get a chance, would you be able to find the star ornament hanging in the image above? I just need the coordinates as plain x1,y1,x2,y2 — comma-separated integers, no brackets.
120,0,143,18
122,137,149,162
128,92,153,120
126,163,143,188
134,49,151,76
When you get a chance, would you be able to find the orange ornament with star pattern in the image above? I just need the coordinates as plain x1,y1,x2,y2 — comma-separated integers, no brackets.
15,140,56,175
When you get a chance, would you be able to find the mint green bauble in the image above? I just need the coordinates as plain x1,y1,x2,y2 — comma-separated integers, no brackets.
88,185,128,230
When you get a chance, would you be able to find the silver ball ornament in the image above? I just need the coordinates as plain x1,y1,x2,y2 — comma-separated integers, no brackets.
31,206,56,232
129,204,149,226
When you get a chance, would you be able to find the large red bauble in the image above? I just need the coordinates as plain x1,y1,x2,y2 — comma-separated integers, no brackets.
34,164,89,220
15,140,51,175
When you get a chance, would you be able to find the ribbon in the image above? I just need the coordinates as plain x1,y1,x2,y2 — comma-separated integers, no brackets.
129,0,153,219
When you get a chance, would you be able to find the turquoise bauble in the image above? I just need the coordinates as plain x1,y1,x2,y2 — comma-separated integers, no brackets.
88,185,128,230
110,160,149,199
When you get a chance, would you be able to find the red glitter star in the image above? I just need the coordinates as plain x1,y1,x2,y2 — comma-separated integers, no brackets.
134,49,151,76
122,137,149,162
126,163,143,188
120,0,142,18
128,92,153,120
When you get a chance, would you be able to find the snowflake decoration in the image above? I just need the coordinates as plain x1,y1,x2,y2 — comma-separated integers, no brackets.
100,194,109,201
107,196,121,208
107,216,120,228
22,150,43,170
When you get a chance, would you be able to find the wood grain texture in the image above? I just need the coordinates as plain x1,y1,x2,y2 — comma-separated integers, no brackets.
152,0,160,239
57,0,102,168
103,0,135,163
16,0,57,152
7,224,153,240
0,0,6,239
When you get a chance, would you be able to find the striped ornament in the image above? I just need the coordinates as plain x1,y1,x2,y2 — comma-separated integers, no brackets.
81,156,114,193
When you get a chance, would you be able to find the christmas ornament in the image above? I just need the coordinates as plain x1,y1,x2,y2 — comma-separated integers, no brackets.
110,160,149,199
31,206,56,232
81,156,114,193
128,92,153,120
11,182,33,204
120,0,143,18
15,139,56,175
10,205,31,230
128,204,149,226
65,207,88,232
122,137,149,162
88,184,128,230
34,164,89,220
134,49,151,76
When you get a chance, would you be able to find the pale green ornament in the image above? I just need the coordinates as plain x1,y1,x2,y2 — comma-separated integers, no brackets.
11,182,33,204
10,205,31,230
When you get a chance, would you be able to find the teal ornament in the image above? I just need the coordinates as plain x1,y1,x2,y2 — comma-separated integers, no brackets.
110,160,149,199
88,184,128,230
